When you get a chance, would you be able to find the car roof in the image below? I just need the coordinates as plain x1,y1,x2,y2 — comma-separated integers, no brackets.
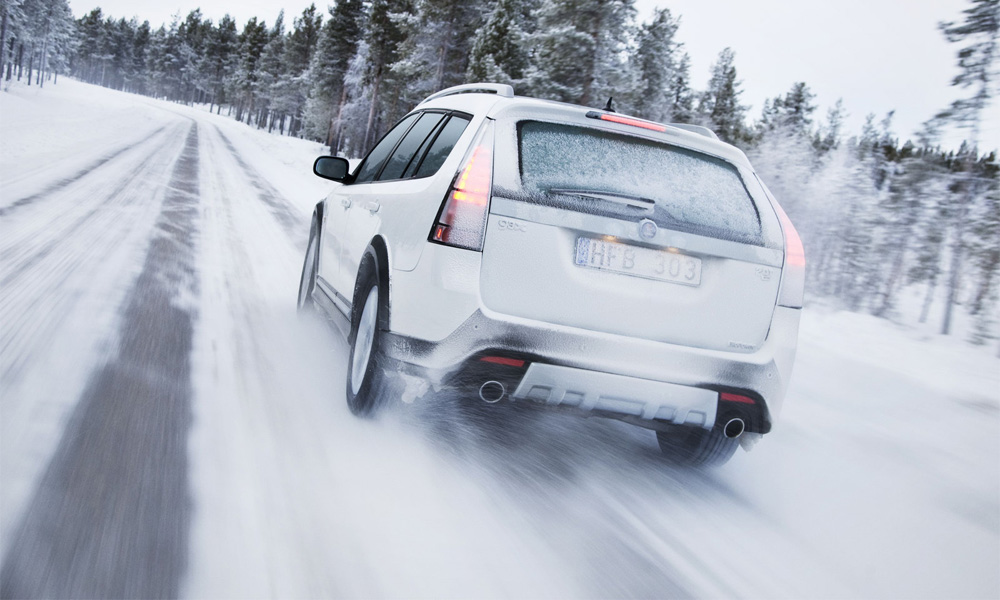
417,88,753,168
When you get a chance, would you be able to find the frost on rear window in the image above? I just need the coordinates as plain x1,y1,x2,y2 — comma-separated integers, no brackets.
517,121,762,244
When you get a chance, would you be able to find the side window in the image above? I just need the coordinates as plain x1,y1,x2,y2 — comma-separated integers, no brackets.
353,112,420,184
413,115,472,178
378,112,446,181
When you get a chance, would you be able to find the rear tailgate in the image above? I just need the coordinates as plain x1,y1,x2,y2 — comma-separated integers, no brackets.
480,116,784,353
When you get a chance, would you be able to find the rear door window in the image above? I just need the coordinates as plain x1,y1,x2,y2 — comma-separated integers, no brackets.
516,121,762,244
353,112,420,183
413,115,472,178
378,112,446,181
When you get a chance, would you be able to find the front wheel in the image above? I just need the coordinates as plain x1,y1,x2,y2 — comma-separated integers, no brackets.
297,213,320,312
656,425,739,467
345,251,391,417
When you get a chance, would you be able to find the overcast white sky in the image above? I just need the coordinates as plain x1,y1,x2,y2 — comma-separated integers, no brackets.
70,0,997,149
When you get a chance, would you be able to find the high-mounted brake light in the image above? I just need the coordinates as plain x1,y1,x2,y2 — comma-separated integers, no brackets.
429,120,495,251
585,111,667,132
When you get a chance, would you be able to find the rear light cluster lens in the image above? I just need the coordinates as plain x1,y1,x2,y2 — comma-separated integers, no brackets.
772,200,805,308
479,356,526,368
585,110,667,132
720,392,755,404
429,120,495,251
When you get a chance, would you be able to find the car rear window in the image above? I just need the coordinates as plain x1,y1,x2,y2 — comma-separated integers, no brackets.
516,121,762,244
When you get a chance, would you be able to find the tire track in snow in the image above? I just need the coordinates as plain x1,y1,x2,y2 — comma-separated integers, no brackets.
0,124,200,599
0,121,186,383
212,126,307,245
0,123,170,217
0,136,171,289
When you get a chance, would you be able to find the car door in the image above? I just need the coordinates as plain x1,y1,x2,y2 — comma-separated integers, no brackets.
319,112,421,304
339,111,451,297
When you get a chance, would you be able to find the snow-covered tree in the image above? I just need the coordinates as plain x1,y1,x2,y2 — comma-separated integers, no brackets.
630,7,680,122
303,0,364,149
698,47,747,144
527,0,637,107
466,0,530,87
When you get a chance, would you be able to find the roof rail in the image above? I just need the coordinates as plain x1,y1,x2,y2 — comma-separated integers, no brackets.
419,83,515,105
668,123,719,140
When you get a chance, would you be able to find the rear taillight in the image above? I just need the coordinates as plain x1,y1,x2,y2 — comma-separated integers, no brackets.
773,200,805,308
720,392,756,404
429,120,495,251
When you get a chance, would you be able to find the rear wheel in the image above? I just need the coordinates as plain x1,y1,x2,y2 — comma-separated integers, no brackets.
297,213,320,313
656,425,739,467
345,250,391,417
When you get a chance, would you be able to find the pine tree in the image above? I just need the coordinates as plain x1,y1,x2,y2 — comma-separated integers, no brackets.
930,0,999,335
631,7,680,122
527,0,637,106
466,0,530,87
393,0,482,104
666,51,695,123
255,11,286,129
699,47,747,144
276,4,322,136
816,98,846,153
303,0,364,149
230,16,269,123
204,15,237,112
358,0,412,150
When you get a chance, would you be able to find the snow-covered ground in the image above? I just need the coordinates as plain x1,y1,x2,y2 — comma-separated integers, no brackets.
1,78,997,598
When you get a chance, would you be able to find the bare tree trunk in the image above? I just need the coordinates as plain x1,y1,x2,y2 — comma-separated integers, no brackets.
919,276,937,324
38,14,51,89
329,85,349,153
26,44,33,85
941,186,972,335
874,243,907,318
0,7,8,83
364,68,382,150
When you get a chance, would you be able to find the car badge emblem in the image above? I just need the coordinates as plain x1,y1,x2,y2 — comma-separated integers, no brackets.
639,219,657,239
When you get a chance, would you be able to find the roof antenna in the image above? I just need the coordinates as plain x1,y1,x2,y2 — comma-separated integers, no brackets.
603,97,616,113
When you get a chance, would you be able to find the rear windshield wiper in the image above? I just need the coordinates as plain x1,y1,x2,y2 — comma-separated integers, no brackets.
548,188,655,210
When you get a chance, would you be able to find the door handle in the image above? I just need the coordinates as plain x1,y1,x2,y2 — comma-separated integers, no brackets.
341,198,352,208
365,201,380,214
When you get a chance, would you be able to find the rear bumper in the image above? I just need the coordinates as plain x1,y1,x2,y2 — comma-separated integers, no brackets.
382,305,801,432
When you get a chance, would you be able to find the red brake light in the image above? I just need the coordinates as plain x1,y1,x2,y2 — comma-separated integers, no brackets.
585,111,667,132
479,356,526,368
768,195,805,308
429,121,495,250
773,202,805,268
720,392,755,405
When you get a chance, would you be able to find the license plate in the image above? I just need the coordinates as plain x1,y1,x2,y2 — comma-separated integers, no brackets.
574,237,702,286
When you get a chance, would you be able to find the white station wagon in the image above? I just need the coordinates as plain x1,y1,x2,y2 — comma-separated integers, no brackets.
299,83,804,466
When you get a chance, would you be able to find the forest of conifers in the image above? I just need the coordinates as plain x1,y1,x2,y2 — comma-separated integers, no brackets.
1,0,998,345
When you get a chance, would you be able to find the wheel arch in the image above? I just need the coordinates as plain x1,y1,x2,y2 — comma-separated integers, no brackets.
353,235,392,333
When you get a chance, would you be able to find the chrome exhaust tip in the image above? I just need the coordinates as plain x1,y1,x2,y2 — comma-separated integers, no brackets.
723,418,745,439
479,381,505,403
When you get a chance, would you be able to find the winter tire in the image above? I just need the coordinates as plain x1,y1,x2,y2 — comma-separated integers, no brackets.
297,212,320,313
656,425,739,467
345,248,391,417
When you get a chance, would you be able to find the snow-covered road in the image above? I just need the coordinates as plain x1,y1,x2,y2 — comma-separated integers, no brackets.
1,79,997,599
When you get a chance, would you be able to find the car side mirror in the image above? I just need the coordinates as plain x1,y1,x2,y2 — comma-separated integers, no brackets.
314,156,351,182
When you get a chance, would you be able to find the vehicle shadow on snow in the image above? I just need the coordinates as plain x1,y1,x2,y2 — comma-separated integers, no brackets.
385,385,726,494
